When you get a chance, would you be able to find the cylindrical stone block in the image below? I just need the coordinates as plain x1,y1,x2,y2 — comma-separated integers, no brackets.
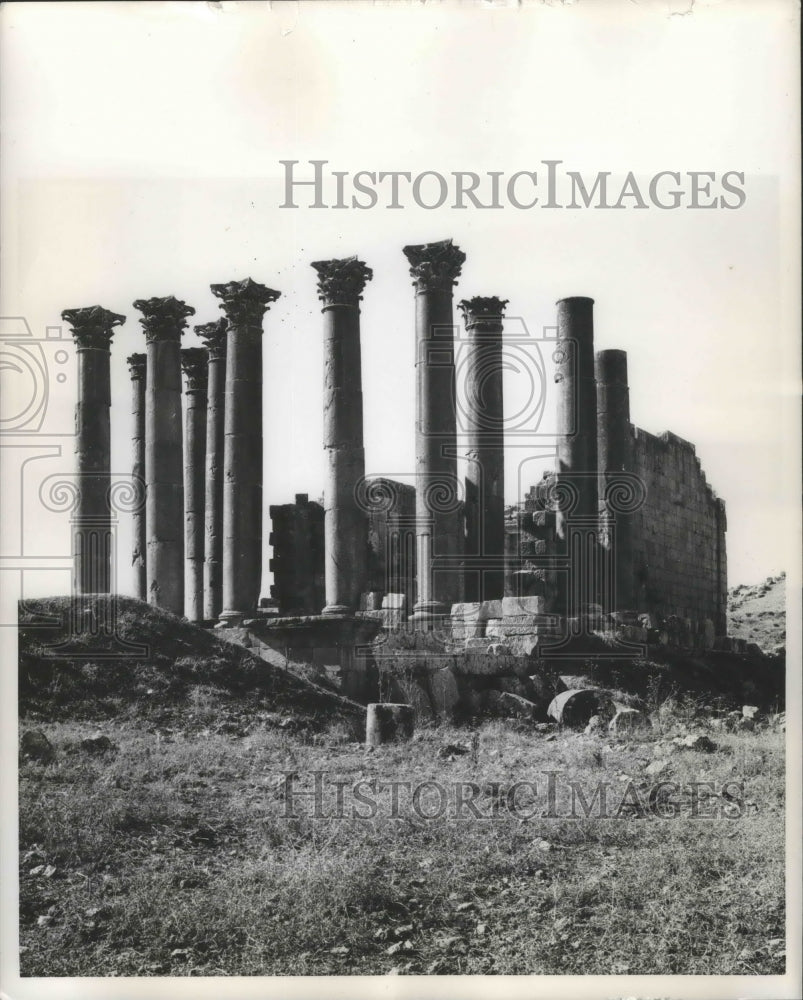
211,278,280,625
196,319,227,621
62,306,125,595
459,296,508,603
312,257,372,614
403,239,466,621
134,295,195,616
181,347,208,622
366,703,415,746
596,349,635,612
127,352,147,601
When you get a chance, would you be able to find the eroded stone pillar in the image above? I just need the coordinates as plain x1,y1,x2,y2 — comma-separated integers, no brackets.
126,352,147,600
211,278,280,625
311,256,372,614
181,347,208,622
196,319,227,621
402,239,466,620
62,306,125,594
134,296,195,615
458,296,508,603
596,349,634,612
554,296,599,615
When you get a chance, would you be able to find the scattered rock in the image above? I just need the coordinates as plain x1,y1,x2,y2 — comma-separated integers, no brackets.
608,708,650,734
498,691,538,719
583,715,604,735
437,742,470,759
20,730,54,762
79,734,116,754
742,705,760,720
645,759,670,776
673,733,717,753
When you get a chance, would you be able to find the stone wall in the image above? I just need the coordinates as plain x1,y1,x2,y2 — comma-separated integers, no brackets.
364,478,417,613
630,428,727,633
268,494,325,616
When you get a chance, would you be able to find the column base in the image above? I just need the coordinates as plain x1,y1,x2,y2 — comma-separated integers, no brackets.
216,610,246,628
322,603,352,616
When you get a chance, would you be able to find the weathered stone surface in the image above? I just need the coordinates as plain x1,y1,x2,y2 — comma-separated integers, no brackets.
502,596,546,617
181,347,208,622
366,703,414,746
127,352,147,601
608,708,650,734
196,318,228,621
459,296,507,603
498,691,538,719
135,295,193,615
404,239,466,619
673,733,717,752
212,279,280,624
742,705,760,720
382,593,407,611
547,689,614,728
397,677,435,722
63,305,125,595
20,730,54,762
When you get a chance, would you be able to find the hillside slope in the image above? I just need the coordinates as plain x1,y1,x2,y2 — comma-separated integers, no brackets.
18,595,365,729
728,573,786,653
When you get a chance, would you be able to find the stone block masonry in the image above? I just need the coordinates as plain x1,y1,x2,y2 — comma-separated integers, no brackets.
630,428,727,633
269,493,325,616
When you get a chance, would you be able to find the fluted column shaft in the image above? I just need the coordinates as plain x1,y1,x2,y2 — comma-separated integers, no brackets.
134,295,195,615
312,257,372,614
63,306,125,594
212,278,280,624
127,353,147,600
181,348,208,622
197,320,227,621
596,349,634,612
459,297,508,603
403,239,466,619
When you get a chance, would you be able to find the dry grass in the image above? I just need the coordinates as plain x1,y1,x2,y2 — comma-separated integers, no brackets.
19,710,785,976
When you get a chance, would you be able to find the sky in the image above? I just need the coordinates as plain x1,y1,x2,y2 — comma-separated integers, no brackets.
0,0,800,605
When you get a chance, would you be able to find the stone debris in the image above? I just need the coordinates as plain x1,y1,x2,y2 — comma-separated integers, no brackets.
20,730,54,762
608,708,650,734
672,733,717,753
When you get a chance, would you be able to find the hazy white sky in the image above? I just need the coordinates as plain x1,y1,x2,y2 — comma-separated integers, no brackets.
1,0,799,600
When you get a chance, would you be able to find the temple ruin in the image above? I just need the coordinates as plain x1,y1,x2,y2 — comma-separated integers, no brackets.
60,238,737,715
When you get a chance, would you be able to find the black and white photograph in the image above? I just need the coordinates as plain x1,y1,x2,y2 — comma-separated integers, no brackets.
1,1,800,997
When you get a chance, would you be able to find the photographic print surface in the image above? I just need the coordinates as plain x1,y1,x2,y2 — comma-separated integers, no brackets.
1,1,800,999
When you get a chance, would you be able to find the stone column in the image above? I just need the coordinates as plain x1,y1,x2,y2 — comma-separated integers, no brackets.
62,306,125,594
211,278,280,625
553,296,599,615
196,319,227,621
402,239,466,620
458,296,508,603
134,296,195,615
311,256,373,614
596,349,635,612
126,352,147,600
181,347,208,622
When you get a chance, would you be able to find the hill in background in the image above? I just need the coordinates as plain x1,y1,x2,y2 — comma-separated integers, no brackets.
728,573,786,654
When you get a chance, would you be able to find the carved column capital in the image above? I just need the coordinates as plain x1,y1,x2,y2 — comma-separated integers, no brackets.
126,352,147,380
311,256,373,308
195,318,228,360
133,296,195,344
210,278,280,328
458,296,509,329
62,306,125,349
402,238,465,293
180,347,209,392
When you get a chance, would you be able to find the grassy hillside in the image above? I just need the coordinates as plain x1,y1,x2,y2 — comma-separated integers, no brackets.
19,595,365,730
728,573,786,652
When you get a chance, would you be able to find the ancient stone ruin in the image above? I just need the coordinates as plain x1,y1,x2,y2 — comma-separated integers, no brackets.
60,238,740,720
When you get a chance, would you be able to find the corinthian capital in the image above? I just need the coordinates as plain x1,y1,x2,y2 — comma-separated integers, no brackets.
133,296,195,344
180,347,209,392
126,353,146,380
210,278,281,328
194,317,228,360
311,256,373,307
62,306,126,349
402,238,465,293
458,296,509,328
